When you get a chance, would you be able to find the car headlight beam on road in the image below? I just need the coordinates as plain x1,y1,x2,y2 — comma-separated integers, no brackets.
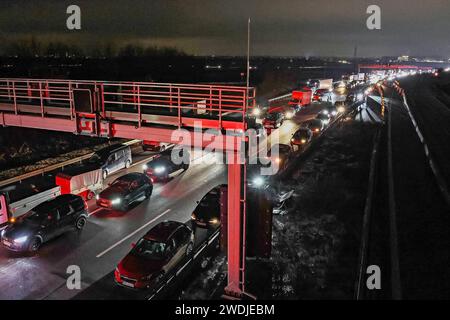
154,166,166,174
209,218,219,225
252,108,261,117
111,198,122,205
14,236,28,244
285,111,294,119
252,176,265,188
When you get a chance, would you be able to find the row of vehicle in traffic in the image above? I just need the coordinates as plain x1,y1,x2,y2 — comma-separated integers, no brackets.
115,187,222,290
0,142,195,252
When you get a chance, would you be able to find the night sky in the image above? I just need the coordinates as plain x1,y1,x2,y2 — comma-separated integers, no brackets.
0,0,449,57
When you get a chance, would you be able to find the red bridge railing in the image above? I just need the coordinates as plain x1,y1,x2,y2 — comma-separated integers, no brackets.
0,78,255,131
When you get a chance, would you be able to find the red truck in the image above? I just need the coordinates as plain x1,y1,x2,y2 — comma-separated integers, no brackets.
288,88,312,109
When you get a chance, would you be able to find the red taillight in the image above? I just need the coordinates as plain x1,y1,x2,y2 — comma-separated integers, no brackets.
114,268,121,282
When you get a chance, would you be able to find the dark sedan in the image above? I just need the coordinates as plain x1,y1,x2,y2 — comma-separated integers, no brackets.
313,88,332,102
143,148,190,182
316,112,331,125
307,119,325,134
191,186,223,228
291,128,313,147
1,194,88,253
96,173,152,211
114,221,194,289
262,112,284,129
322,104,338,117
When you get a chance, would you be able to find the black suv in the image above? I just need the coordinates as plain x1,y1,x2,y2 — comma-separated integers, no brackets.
143,147,190,182
1,194,88,253
97,173,153,211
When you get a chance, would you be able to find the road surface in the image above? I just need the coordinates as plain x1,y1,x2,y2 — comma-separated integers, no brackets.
0,101,328,300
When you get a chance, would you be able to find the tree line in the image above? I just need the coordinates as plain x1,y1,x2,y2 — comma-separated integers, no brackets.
0,37,188,58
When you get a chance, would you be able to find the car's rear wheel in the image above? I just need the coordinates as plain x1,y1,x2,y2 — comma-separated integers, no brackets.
145,187,152,199
76,216,87,230
186,242,194,256
29,237,42,253
86,191,95,200
153,272,165,286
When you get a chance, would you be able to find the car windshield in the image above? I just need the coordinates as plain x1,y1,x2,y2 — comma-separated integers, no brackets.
266,113,279,120
294,130,308,138
309,120,322,127
132,239,167,260
87,152,107,163
21,210,49,225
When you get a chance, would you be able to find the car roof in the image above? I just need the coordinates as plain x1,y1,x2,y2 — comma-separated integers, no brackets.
309,119,323,126
116,172,145,181
144,221,185,242
34,194,81,211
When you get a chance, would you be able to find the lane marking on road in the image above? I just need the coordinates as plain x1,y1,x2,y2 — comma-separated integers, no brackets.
88,207,103,217
96,209,171,258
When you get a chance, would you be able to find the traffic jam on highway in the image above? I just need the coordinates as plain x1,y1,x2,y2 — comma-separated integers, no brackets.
0,70,384,297
0,66,446,301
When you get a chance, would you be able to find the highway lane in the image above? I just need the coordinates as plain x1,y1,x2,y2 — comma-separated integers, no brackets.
0,151,226,300
376,82,450,299
0,101,329,300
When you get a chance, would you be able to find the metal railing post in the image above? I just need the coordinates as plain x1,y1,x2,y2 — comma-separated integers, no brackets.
177,87,182,128
39,82,44,117
12,81,17,115
137,85,142,128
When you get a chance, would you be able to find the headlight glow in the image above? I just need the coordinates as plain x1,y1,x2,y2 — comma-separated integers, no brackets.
301,139,307,144
252,108,261,117
142,164,148,170
191,213,197,220
95,194,100,200
154,166,166,174
209,218,219,224
252,177,265,187
285,111,294,119
111,198,122,205
14,236,28,244
337,106,346,113
322,110,329,115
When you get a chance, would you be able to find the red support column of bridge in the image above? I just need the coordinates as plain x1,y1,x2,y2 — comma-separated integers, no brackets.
224,152,244,298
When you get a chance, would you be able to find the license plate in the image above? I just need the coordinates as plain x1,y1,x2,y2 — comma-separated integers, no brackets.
3,240,12,247
122,281,134,288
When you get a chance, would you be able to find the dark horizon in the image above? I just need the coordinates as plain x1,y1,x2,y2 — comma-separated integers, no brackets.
1,0,450,58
